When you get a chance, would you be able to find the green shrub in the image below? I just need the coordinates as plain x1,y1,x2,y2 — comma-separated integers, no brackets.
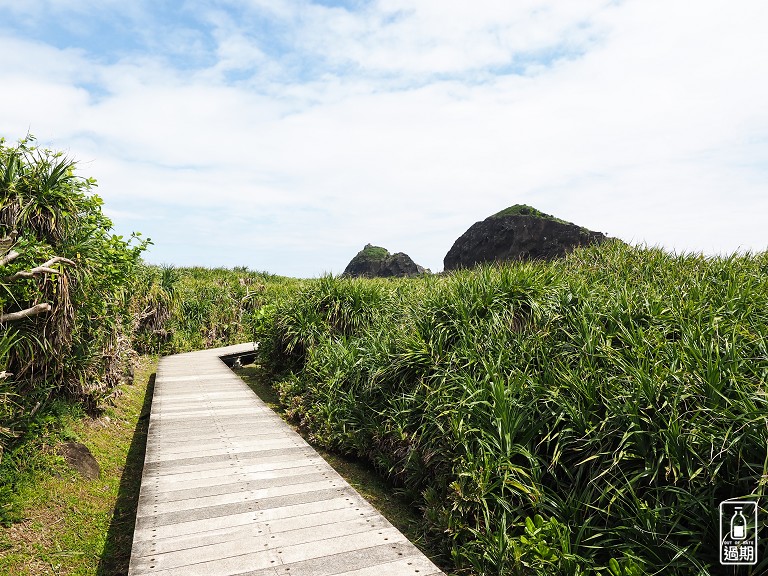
1,135,147,441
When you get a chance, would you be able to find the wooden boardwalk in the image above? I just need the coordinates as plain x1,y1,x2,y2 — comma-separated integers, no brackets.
129,343,444,576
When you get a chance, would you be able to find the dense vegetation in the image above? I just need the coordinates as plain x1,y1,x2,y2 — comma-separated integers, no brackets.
256,241,768,575
131,264,298,355
1,136,148,467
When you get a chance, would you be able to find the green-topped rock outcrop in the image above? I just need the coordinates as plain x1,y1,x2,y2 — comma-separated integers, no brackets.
343,244,426,278
444,204,609,270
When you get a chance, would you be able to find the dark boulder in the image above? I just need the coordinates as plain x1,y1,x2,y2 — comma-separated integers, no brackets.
344,244,426,278
444,204,608,270
57,441,100,480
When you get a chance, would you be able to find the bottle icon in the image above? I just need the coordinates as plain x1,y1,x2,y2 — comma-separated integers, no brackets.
731,507,747,540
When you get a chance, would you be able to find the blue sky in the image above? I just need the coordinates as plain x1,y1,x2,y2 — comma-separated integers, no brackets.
1,1,766,277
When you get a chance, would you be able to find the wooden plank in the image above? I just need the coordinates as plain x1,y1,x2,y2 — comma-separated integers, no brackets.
129,343,444,576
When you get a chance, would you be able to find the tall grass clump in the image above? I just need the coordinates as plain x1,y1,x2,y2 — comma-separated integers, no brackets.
131,265,300,354
258,274,398,372
257,240,768,575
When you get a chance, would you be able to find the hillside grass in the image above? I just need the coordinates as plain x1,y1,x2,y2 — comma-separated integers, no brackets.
255,240,768,575
492,204,565,222
0,356,156,575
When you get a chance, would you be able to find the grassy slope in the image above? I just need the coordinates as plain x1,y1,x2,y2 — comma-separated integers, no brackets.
0,356,156,575
490,203,570,224
256,241,768,575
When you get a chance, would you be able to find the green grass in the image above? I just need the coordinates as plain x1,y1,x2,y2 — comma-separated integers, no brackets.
0,356,156,575
354,244,390,260
255,241,768,575
491,203,570,224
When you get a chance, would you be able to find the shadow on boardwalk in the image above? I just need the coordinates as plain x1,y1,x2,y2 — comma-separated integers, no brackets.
97,373,156,576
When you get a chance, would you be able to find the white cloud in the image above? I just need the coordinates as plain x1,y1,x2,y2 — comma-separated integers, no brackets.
1,1,767,276
257,0,611,78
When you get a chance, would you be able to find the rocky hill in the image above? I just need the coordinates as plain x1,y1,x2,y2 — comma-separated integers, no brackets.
344,244,426,278
444,204,608,270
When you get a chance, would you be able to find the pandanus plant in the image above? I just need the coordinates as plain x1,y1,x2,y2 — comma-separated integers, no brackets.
1,135,148,457
0,137,84,245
